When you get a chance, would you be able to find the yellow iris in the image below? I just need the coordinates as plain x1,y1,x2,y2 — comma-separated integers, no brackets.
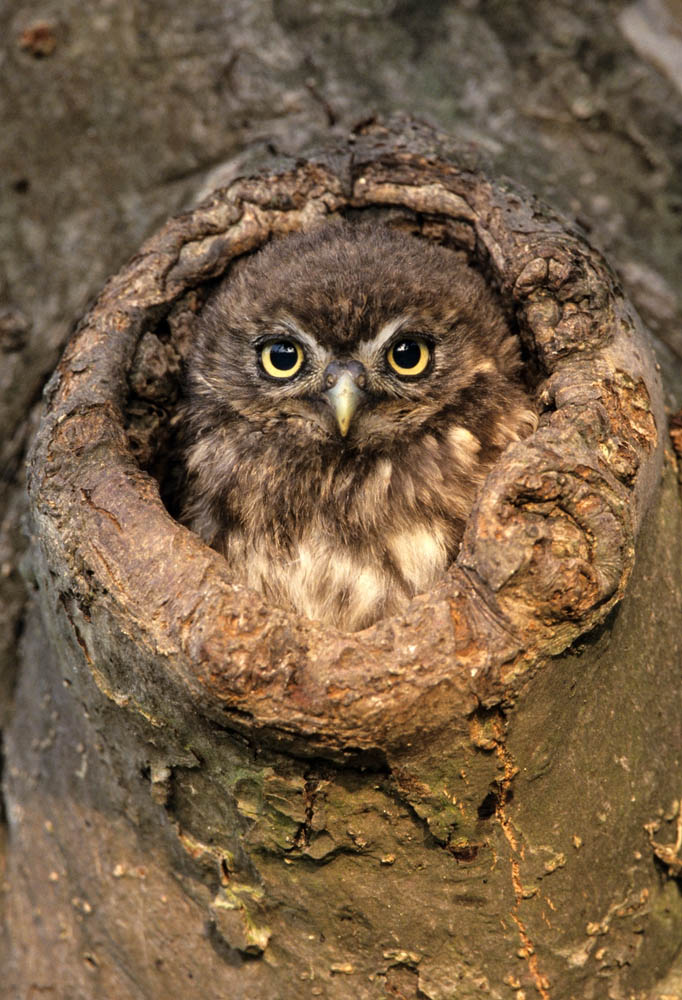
261,340,304,378
387,338,431,376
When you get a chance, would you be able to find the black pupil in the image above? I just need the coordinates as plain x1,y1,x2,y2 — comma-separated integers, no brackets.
269,341,298,371
394,340,422,369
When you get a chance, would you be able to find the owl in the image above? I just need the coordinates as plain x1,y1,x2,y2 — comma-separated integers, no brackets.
181,222,536,631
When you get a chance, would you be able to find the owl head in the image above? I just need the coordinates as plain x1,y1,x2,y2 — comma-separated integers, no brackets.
184,221,526,455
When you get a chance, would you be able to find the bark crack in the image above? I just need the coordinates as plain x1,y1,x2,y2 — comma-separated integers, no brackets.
80,488,124,532
493,717,551,1000
291,777,320,851
0,733,7,836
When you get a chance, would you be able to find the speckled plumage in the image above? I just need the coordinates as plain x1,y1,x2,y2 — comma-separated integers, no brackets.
181,222,536,631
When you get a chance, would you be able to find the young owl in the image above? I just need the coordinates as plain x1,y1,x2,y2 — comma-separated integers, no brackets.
181,222,536,631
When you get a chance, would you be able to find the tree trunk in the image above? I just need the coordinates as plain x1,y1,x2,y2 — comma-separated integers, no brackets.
3,3,682,999
3,120,680,1000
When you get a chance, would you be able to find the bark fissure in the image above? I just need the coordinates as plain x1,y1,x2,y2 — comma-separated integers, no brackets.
492,723,552,1000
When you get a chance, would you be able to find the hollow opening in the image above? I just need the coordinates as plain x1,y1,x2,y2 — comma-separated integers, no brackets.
28,121,662,747
123,206,543,633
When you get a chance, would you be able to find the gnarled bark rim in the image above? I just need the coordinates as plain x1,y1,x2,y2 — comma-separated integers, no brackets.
27,119,664,752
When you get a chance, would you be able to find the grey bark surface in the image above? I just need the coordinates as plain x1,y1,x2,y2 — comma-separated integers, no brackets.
2,2,682,999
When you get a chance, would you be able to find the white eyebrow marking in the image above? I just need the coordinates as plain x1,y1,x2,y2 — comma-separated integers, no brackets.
356,315,411,364
269,318,333,366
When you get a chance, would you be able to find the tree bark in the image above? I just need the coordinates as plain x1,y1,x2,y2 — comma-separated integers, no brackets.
3,120,679,999
3,2,682,998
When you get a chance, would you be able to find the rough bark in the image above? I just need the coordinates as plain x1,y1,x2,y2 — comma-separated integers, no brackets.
4,120,679,999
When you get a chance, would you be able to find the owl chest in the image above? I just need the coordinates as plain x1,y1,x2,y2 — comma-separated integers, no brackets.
229,518,449,631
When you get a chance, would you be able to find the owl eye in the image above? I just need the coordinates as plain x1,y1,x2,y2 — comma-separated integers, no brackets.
386,337,431,377
260,340,304,379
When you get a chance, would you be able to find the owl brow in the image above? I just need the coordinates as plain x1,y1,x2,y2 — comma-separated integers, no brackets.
254,319,331,365
356,315,413,362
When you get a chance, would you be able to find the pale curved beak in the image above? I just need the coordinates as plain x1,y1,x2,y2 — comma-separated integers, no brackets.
324,370,365,437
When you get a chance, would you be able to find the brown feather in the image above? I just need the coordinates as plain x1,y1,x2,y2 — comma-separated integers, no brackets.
181,221,536,631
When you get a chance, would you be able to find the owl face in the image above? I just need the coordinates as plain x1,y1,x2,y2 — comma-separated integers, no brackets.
221,315,473,451
187,222,520,457
182,221,536,631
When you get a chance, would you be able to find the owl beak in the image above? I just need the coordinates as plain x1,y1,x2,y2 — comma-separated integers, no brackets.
323,367,366,437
